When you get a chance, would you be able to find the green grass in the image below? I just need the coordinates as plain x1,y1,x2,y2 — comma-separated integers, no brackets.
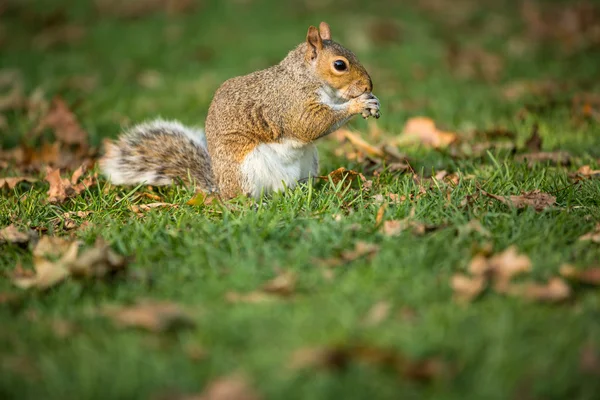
2,0,600,399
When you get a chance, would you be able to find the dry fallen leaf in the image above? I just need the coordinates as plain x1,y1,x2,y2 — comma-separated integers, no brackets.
560,265,600,285
104,300,195,332
481,189,556,212
45,165,96,203
261,270,297,297
515,151,571,166
226,270,297,304
13,237,127,290
507,277,571,303
12,241,78,290
289,344,448,382
53,210,93,230
381,219,439,237
319,167,361,186
0,177,38,190
401,117,457,148
32,236,74,258
341,241,380,262
0,224,37,246
337,129,386,159
35,97,88,147
131,202,178,215
579,224,600,243
570,165,600,181
451,274,487,302
68,238,127,278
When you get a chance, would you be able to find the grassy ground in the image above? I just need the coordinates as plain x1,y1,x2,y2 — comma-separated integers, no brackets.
2,0,600,399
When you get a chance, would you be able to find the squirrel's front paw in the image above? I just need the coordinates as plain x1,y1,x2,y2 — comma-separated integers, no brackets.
351,93,380,119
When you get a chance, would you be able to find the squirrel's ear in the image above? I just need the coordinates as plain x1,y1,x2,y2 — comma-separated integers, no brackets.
306,25,322,60
319,22,331,40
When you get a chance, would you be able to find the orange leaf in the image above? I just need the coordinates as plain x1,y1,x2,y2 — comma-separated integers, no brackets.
402,117,457,148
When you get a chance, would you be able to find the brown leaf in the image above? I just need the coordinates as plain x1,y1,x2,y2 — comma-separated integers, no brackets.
515,151,571,166
458,219,491,237
68,238,127,278
506,277,571,303
32,236,74,258
451,274,486,302
341,241,380,262
13,241,78,290
131,202,178,215
54,210,93,230
45,165,95,203
104,301,195,332
261,270,297,297
337,129,386,159
468,246,532,292
184,374,261,400
579,224,600,243
35,97,88,147
0,177,37,190
14,237,127,290
570,165,600,181
289,344,448,382
401,117,457,148
481,189,556,212
560,264,600,285
381,219,439,237
363,301,391,326
0,224,37,245
319,167,361,186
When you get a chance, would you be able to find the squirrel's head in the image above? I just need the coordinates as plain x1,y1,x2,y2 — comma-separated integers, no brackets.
305,22,373,100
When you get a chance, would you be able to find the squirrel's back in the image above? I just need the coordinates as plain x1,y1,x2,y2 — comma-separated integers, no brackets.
100,119,216,191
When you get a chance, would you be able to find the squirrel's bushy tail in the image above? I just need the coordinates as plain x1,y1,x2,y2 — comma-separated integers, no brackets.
100,119,216,192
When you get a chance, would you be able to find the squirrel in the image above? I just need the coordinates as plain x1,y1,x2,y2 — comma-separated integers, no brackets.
100,22,380,199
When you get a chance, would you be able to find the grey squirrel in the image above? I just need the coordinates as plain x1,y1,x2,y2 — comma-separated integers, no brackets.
100,22,380,199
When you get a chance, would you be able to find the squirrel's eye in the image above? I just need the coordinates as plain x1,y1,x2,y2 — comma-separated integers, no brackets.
333,60,347,71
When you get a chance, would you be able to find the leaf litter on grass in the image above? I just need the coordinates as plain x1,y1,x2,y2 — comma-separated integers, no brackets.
0,224,37,246
451,246,578,303
289,343,450,383
226,269,297,304
103,300,195,333
45,165,97,203
480,189,556,212
11,236,128,290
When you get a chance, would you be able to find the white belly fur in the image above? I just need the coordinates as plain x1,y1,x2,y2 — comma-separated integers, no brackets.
240,139,318,198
